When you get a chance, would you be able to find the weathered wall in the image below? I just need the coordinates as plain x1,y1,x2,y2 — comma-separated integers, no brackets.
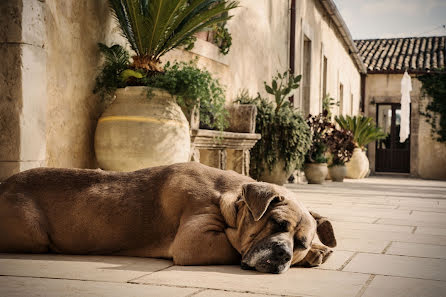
294,0,361,116
44,0,110,168
364,74,446,180
0,0,47,180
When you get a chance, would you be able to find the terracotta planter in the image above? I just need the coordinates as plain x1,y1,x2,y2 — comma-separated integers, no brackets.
259,160,294,186
304,163,328,184
345,148,369,179
329,165,347,182
95,87,190,171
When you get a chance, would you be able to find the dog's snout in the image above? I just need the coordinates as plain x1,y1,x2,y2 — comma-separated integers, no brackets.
272,243,291,263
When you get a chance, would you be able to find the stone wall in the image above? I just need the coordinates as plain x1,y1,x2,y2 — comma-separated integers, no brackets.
364,74,446,180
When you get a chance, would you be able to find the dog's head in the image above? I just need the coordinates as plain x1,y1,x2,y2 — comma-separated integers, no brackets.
223,182,336,274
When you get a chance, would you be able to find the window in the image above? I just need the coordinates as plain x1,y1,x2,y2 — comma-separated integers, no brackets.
322,56,327,99
350,93,354,115
302,36,312,115
339,83,344,115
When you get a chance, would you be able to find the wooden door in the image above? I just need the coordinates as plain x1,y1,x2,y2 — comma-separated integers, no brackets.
375,104,410,173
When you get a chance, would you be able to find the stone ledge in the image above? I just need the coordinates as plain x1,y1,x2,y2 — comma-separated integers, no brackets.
191,129,261,150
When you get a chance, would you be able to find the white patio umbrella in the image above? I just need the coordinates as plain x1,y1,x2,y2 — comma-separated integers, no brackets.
400,71,412,143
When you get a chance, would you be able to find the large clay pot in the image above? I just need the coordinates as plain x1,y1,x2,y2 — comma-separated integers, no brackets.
304,163,328,184
345,148,369,179
329,165,347,182
95,86,190,171
259,160,294,186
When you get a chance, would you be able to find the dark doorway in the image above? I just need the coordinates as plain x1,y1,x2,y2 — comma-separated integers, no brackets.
376,103,410,173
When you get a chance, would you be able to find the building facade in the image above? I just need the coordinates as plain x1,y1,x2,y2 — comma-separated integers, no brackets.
0,0,363,180
356,36,446,180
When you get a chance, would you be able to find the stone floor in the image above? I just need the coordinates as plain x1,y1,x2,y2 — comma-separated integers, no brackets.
1,175,446,297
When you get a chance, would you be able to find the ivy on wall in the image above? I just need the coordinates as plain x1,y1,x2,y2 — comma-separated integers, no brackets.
417,70,446,143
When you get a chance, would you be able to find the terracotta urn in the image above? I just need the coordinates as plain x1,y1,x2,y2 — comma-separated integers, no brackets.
259,160,294,186
304,163,328,184
95,87,191,171
345,148,369,179
329,165,347,182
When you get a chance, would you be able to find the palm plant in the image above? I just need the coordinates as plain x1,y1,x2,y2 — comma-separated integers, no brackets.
335,115,386,149
109,0,239,72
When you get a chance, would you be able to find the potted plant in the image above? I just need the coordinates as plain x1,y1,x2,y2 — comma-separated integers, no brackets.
93,0,238,171
304,112,334,184
327,127,355,182
235,71,312,185
335,115,386,179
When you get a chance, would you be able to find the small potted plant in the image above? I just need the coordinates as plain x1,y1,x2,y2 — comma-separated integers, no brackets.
93,0,238,171
335,115,386,179
304,112,334,184
327,127,355,182
235,71,312,185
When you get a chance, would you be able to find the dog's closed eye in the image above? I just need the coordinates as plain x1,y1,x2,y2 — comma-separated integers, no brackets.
272,219,290,233
294,236,308,250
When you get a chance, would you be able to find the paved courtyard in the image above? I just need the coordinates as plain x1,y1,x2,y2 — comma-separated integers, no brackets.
1,176,446,297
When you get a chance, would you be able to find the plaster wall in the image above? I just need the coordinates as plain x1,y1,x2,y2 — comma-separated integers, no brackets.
364,74,446,180
294,0,361,116
44,0,111,168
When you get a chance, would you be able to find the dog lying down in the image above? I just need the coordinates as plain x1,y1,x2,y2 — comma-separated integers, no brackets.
0,162,336,274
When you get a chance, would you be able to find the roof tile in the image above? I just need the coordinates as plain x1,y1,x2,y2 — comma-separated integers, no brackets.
354,36,446,73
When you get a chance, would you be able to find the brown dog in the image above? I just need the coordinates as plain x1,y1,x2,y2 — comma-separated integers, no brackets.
0,162,336,273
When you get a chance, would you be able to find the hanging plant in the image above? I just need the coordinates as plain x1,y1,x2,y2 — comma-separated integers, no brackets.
417,70,446,143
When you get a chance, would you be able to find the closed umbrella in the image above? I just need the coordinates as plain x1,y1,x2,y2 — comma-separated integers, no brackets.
400,71,412,143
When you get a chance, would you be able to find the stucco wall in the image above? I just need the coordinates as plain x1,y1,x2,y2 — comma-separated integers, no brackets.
44,0,111,168
294,0,361,116
364,74,446,180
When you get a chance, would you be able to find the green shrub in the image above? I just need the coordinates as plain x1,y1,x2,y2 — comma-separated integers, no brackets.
236,85,311,180
145,60,228,131
335,115,386,149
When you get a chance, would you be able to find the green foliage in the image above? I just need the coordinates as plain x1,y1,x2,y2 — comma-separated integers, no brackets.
335,115,386,149
145,60,228,131
264,71,302,113
417,70,446,142
93,43,133,99
305,113,334,163
108,0,238,67
322,94,339,119
213,22,232,55
236,90,311,179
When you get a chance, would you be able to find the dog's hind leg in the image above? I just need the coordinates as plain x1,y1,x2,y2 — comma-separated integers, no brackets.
0,193,50,253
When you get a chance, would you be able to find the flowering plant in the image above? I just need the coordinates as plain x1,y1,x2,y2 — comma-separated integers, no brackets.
327,127,355,166
305,112,334,163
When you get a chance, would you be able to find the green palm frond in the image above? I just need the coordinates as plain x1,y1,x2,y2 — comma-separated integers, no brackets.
335,115,386,149
108,0,239,65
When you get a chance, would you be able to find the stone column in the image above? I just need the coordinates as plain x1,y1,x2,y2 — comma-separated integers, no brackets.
0,0,47,180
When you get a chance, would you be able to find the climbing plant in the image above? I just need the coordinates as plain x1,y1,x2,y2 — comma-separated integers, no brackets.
417,70,446,143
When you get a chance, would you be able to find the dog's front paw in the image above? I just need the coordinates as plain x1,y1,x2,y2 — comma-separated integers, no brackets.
295,243,333,267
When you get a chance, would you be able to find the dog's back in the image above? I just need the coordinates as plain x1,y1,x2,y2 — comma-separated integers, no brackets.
0,166,167,254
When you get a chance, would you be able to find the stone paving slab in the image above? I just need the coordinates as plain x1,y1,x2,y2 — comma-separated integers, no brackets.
362,275,446,297
193,290,284,297
0,254,172,283
133,265,369,297
0,276,198,297
386,242,446,259
415,226,446,236
343,253,446,281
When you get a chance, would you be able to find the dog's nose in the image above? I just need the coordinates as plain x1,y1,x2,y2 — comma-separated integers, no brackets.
272,244,291,263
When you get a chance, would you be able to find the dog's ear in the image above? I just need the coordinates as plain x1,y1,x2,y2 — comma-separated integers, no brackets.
310,211,337,248
242,182,284,221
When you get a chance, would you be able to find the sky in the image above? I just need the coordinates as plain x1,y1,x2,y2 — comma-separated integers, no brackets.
333,0,446,40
